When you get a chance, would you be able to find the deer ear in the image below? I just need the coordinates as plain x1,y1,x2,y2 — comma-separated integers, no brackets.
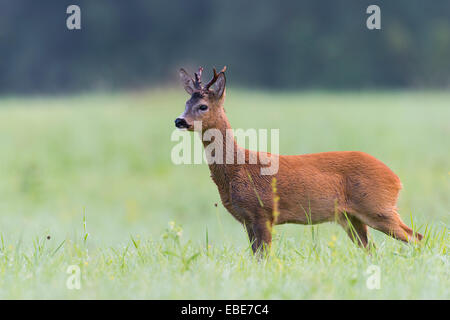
211,73,226,98
179,68,194,95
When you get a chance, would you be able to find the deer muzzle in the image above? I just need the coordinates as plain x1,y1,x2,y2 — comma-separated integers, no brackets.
175,118,190,129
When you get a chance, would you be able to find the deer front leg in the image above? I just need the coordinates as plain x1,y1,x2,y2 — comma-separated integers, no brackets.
245,219,272,256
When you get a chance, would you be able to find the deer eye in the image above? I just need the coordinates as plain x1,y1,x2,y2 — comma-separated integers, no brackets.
199,105,208,111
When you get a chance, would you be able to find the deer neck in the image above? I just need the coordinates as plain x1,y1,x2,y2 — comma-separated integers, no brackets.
200,113,239,190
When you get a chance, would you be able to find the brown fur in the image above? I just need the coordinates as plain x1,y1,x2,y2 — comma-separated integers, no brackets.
176,67,423,253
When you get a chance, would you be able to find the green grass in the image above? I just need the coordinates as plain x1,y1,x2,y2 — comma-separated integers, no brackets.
0,89,448,299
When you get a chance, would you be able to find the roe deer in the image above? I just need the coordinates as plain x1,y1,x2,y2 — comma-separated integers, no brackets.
175,67,423,254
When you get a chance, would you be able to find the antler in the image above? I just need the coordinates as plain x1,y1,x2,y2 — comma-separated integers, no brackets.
188,66,226,91
205,66,227,90
193,67,203,90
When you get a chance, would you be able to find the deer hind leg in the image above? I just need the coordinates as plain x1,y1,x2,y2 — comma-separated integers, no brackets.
337,214,369,248
354,210,423,243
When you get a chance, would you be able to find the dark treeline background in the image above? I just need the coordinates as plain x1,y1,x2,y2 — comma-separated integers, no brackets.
0,0,449,94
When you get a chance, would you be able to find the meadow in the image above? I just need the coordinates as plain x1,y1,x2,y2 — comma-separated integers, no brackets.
0,90,448,299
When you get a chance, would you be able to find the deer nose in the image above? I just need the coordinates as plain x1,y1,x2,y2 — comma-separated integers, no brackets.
175,118,189,128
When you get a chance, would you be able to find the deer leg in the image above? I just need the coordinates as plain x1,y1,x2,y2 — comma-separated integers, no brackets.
338,214,369,248
249,220,272,255
244,222,256,250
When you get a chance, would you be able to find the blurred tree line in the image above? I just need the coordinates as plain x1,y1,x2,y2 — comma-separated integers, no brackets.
0,0,449,93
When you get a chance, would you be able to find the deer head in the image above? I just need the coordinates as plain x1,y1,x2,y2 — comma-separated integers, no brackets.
175,67,227,131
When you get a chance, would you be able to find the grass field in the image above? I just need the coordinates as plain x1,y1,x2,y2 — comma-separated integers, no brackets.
0,90,448,299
